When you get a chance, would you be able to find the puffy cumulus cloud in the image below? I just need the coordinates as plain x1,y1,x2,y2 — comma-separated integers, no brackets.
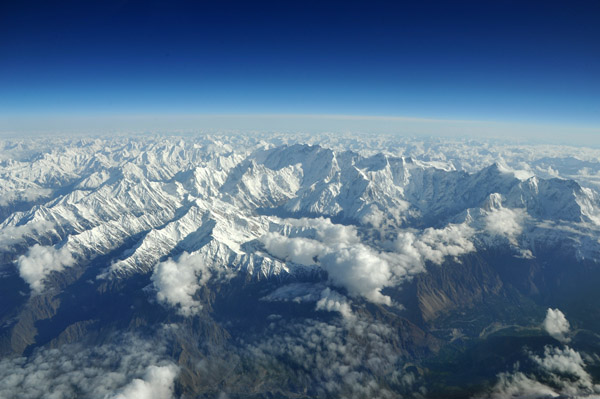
112,364,179,399
482,370,560,399
321,248,392,305
359,205,386,229
260,232,325,266
261,229,393,305
262,218,476,306
529,346,600,395
283,217,361,247
0,334,179,399
151,251,212,316
495,160,534,181
484,207,527,246
387,222,475,284
315,288,354,320
400,223,476,265
16,244,75,293
359,200,412,230
482,345,600,399
543,308,570,342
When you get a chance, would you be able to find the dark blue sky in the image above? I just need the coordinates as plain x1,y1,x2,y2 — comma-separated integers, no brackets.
1,0,599,130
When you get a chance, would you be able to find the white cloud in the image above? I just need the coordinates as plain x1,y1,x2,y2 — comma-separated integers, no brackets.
542,308,570,343
260,220,394,305
306,218,361,247
406,222,476,265
529,346,599,394
359,205,385,228
16,244,75,293
484,193,527,246
151,251,212,316
112,364,179,399
315,288,354,320
0,334,179,399
483,370,560,399
386,222,475,286
260,232,325,266
483,344,600,399
279,217,361,247
484,206,527,246
261,218,476,306
0,220,53,251
261,284,355,320
320,247,392,305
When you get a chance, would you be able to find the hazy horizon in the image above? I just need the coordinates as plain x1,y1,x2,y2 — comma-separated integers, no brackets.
2,0,599,144
1,113,599,148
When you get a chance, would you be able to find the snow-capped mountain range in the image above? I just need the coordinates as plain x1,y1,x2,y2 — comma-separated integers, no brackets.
1,135,599,293
1,133,600,398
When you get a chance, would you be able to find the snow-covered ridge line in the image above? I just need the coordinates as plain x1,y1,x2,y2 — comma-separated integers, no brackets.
0,135,599,298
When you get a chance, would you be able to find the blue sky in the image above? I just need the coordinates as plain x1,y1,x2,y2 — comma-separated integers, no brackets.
1,0,599,137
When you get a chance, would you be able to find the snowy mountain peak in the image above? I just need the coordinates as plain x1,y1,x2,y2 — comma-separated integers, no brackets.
0,135,599,296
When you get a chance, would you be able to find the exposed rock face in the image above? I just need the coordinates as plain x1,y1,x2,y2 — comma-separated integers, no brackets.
415,255,504,323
